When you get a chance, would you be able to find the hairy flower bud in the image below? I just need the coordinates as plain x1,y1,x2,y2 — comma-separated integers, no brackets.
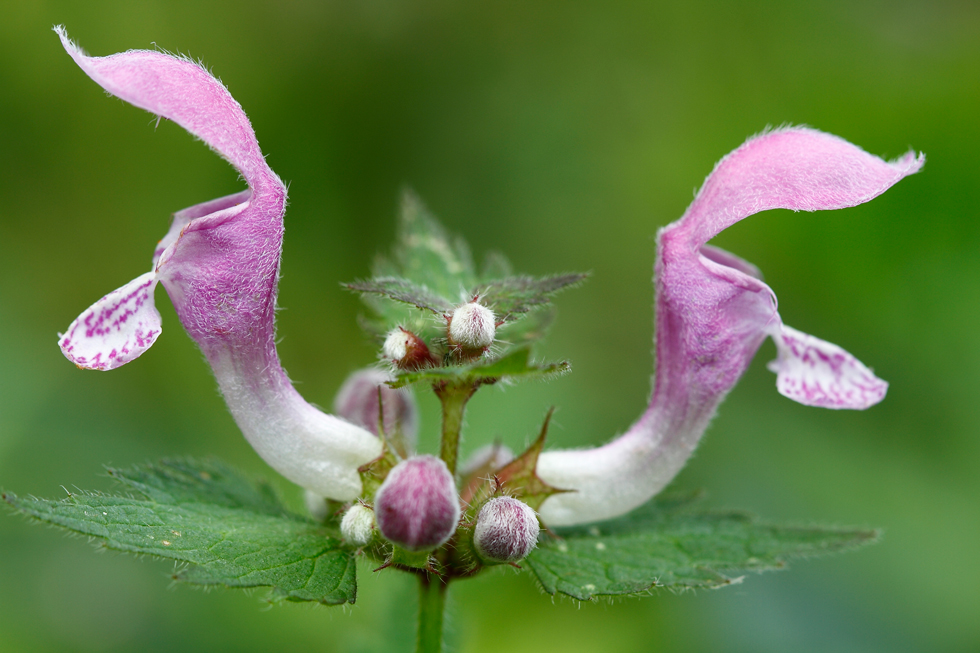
448,301,496,352
375,455,461,551
473,497,540,563
340,504,376,546
383,327,433,370
333,368,418,447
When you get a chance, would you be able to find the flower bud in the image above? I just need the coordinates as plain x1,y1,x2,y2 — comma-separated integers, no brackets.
383,327,434,370
448,301,496,352
375,455,461,551
333,368,418,447
340,504,376,546
473,497,539,563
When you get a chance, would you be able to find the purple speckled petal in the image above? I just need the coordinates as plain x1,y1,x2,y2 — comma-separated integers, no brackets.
59,272,161,371
769,325,887,409
537,127,923,526
57,29,381,500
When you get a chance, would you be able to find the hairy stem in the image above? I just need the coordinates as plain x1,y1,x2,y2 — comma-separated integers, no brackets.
435,382,476,475
416,575,448,653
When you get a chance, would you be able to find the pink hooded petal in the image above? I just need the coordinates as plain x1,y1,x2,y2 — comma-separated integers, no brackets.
59,272,161,371
768,325,887,409
58,30,381,500
153,190,251,268
538,128,922,526
55,27,271,189
678,127,924,248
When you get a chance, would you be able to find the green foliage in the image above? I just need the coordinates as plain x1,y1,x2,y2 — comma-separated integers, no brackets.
2,459,357,605
476,273,588,323
347,189,585,354
526,491,879,600
387,347,569,388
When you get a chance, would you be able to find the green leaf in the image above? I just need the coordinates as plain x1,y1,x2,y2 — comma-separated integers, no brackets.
526,492,878,600
388,347,570,388
345,277,453,315
479,250,514,280
478,273,589,323
386,189,477,300
2,459,357,605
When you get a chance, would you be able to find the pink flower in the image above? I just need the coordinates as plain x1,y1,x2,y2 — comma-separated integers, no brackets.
536,128,924,526
54,28,381,501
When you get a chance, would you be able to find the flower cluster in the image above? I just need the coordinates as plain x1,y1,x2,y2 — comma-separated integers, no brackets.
56,29,922,565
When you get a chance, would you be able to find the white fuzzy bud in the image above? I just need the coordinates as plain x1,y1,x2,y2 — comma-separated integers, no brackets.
473,497,540,563
448,302,496,351
383,329,409,360
383,327,434,370
341,504,376,546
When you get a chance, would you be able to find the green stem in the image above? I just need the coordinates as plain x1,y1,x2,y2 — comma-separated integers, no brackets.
436,383,476,475
416,575,448,653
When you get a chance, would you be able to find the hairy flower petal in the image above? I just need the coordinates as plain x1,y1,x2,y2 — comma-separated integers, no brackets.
538,127,923,526
56,29,381,500
769,325,887,409
59,271,161,371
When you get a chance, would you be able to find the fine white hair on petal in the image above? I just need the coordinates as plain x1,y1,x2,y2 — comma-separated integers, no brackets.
212,350,382,501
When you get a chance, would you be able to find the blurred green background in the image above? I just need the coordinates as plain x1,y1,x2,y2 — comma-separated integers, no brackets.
1,1,978,651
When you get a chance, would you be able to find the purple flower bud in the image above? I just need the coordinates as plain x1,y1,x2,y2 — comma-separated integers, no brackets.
375,455,461,551
473,497,539,563
333,368,418,447
448,301,495,353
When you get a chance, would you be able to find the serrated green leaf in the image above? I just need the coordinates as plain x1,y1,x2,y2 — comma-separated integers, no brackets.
346,277,453,314
3,459,357,605
478,273,589,323
526,492,878,599
479,250,514,280
388,347,570,388
105,458,289,517
390,190,477,299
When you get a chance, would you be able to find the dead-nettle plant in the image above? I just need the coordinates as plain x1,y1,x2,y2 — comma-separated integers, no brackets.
4,28,924,653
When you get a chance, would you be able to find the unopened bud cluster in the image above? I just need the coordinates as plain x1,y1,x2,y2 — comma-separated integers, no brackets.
375,455,461,551
333,368,418,444
473,496,540,563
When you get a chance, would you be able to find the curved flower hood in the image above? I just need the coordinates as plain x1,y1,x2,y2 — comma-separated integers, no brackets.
55,28,381,501
537,128,923,526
